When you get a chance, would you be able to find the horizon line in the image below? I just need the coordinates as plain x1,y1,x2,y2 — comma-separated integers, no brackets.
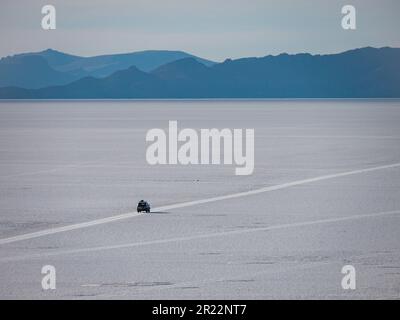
2,98,400,102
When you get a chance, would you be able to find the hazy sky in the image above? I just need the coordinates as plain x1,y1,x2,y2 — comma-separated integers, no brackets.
1,0,399,61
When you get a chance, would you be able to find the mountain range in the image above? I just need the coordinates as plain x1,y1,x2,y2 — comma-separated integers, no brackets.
0,49,215,89
0,47,399,99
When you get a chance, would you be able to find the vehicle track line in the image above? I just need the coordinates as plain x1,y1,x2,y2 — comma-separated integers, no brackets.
0,162,399,246
1,209,399,263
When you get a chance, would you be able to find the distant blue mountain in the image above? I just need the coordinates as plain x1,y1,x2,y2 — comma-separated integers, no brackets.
0,55,76,89
0,47,399,98
0,49,216,89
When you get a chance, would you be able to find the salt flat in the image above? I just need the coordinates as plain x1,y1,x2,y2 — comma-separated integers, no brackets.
0,100,400,299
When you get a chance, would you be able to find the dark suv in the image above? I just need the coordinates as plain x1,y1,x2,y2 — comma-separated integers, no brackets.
137,200,150,213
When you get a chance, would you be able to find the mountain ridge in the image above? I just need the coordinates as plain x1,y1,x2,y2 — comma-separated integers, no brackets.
0,49,216,89
0,47,399,98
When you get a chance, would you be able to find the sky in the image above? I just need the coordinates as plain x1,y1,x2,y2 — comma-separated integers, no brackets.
0,0,399,61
